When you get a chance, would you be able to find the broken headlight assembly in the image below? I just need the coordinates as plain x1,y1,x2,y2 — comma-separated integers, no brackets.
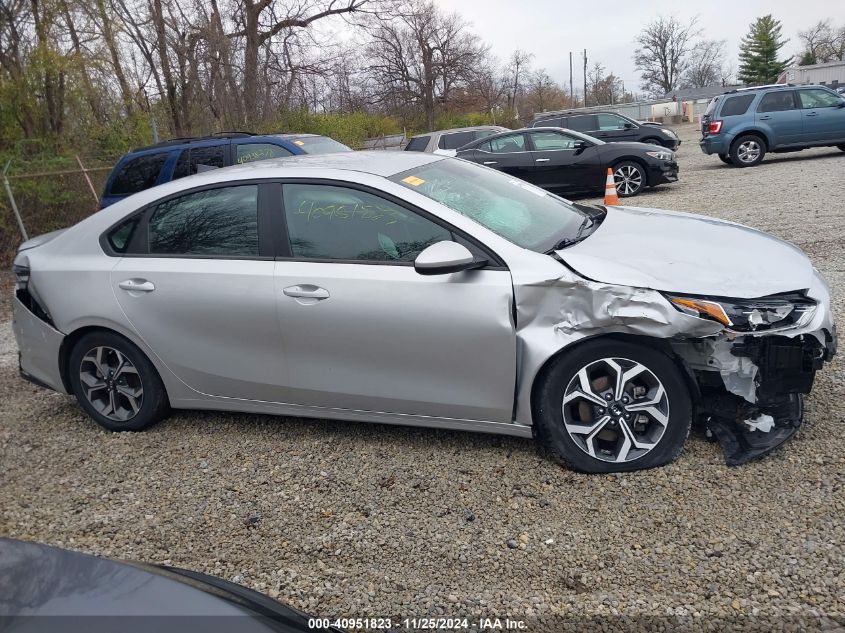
666,292,816,332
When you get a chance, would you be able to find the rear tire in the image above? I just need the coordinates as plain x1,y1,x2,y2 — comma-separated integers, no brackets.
729,134,766,167
718,153,733,164
612,161,646,197
534,339,691,473
68,331,169,431
838,144,845,152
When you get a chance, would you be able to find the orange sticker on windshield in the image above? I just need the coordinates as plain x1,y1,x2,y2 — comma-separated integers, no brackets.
293,140,305,146
402,175,425,186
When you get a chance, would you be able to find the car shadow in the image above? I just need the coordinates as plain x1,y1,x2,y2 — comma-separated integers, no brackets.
697,148,843,171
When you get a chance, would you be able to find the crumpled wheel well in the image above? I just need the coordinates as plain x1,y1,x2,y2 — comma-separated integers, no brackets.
529,333,700,428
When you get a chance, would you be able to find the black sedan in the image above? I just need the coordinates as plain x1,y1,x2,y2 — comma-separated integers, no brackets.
0,538,345,633
455,127,679,197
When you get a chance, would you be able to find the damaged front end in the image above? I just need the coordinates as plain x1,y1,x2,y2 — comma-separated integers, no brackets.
667,278,836,466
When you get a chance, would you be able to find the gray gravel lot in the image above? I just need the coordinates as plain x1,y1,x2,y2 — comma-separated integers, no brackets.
1,124,844,631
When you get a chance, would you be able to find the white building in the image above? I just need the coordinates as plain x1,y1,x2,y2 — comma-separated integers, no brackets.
778,60,845,88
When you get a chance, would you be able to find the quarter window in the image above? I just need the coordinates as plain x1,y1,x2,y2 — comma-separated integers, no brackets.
172,144,227,180
236,143,292,164
487,134,526,153
530,131,577,150
147,185,259,256
798,89,842,109
109,153,169,196
282,184,452,262
720,94,755,116
757,91,796,113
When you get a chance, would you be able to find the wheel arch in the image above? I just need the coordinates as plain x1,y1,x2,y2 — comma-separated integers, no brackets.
731,128,770,151
609,156,650,186
528,333,700,428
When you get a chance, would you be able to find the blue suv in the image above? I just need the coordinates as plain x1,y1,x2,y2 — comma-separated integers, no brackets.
101,132,351,208
700,84,845,167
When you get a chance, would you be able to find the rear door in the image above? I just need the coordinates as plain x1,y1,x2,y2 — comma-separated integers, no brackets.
754,91,802,146
471,133,533,177
524,129,601,192
796,88,845,143
272,181,516,421
110,182,283,402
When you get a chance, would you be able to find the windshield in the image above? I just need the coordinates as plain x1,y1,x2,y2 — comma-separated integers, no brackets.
286,136,352,154
390,158,587,252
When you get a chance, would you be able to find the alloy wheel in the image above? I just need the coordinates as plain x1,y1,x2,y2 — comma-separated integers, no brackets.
736,139,761,164
613,165,643,196
79,346,144,422
561,357,670,463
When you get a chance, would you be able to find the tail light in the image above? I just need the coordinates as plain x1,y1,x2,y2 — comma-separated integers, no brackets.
708,120,723,134
13,264,30,290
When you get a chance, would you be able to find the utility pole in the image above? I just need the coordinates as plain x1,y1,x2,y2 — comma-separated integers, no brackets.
569,52,574,106
583,49,588,108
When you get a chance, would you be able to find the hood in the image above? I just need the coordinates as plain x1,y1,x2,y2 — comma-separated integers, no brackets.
597,141,671,154
557,206,814,298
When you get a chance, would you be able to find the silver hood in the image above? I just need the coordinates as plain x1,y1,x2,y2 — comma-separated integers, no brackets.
557,206,814,297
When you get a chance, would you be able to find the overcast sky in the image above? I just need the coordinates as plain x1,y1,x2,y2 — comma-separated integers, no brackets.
433,0,835,95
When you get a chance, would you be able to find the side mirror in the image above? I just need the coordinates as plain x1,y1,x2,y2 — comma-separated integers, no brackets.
623,122,635,129
573,140,587,150
414,241,484,276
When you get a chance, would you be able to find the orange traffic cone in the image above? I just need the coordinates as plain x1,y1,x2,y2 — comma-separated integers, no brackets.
603,168,619,205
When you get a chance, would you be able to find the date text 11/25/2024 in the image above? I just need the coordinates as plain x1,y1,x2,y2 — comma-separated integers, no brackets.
307,617,528,630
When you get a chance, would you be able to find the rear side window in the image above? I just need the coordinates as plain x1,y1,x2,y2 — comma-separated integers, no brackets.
719,94,755,117
148,185,259,256
405,136,430,151
758,91,797,113
534,117,562,128
488,134,526,153
438,132,476,150
236,143,292,164
566,115,598,132
109,153,169,196
173,145,227,180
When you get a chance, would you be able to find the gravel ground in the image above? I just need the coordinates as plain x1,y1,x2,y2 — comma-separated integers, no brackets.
1,124,844,631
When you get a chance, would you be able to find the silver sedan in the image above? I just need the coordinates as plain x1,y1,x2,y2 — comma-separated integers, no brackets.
12,152,836,472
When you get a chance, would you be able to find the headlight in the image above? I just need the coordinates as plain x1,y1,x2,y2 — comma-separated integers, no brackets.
646,150,673,161
666,293,816,332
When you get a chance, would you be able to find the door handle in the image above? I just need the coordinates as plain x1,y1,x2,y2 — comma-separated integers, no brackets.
535,158,550,163
283,285,329,300
805,112,818,117
483,161,498,165
758,115,771,120
118,279,155,292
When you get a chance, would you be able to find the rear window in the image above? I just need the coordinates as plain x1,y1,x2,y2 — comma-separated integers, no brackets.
704,97,719,117
719,94,755,117
438,131,476,150
405,136,431,152
109,152,169,196
289,136,351,154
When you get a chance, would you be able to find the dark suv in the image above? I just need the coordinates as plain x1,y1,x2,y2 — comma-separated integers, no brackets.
101,132,351,208
529,111,680,149
700,84,845,167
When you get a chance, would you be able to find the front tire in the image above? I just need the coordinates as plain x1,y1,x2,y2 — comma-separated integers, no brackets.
729,135,766,167
534,340,691,473
68,331,169,431
612,161,646,197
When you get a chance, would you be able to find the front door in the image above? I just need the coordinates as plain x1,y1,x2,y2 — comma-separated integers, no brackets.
272,182,517,422
797,88,845,143
524,130,601,192
111,183,285,402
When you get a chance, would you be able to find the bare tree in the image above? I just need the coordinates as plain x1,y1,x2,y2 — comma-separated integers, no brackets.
504,49,532,113
682,39,727,88
634,15,700,96
586,62,624,106
524,69,569,115
798,20,845,65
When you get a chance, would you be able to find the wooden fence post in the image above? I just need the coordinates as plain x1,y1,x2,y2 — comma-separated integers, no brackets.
2,160,29,242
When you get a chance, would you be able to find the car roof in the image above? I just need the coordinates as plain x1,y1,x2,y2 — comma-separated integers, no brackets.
532,110,630,121
130,132,330,154
409,126,507,139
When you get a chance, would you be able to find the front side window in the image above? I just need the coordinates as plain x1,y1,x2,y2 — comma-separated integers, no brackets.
529,131,577,151
148,185,259,256
391,158,585,252
798,89,842,109
720,94,755,116
110,153,169,196
487,134,526,153
757,91,796,113
597,113,628,130
438,132,476,150
405,136,431,152
282,184,451,262
236,143,292,164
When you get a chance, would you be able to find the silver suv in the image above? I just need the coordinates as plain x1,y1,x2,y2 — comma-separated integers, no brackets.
404,126,508,153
